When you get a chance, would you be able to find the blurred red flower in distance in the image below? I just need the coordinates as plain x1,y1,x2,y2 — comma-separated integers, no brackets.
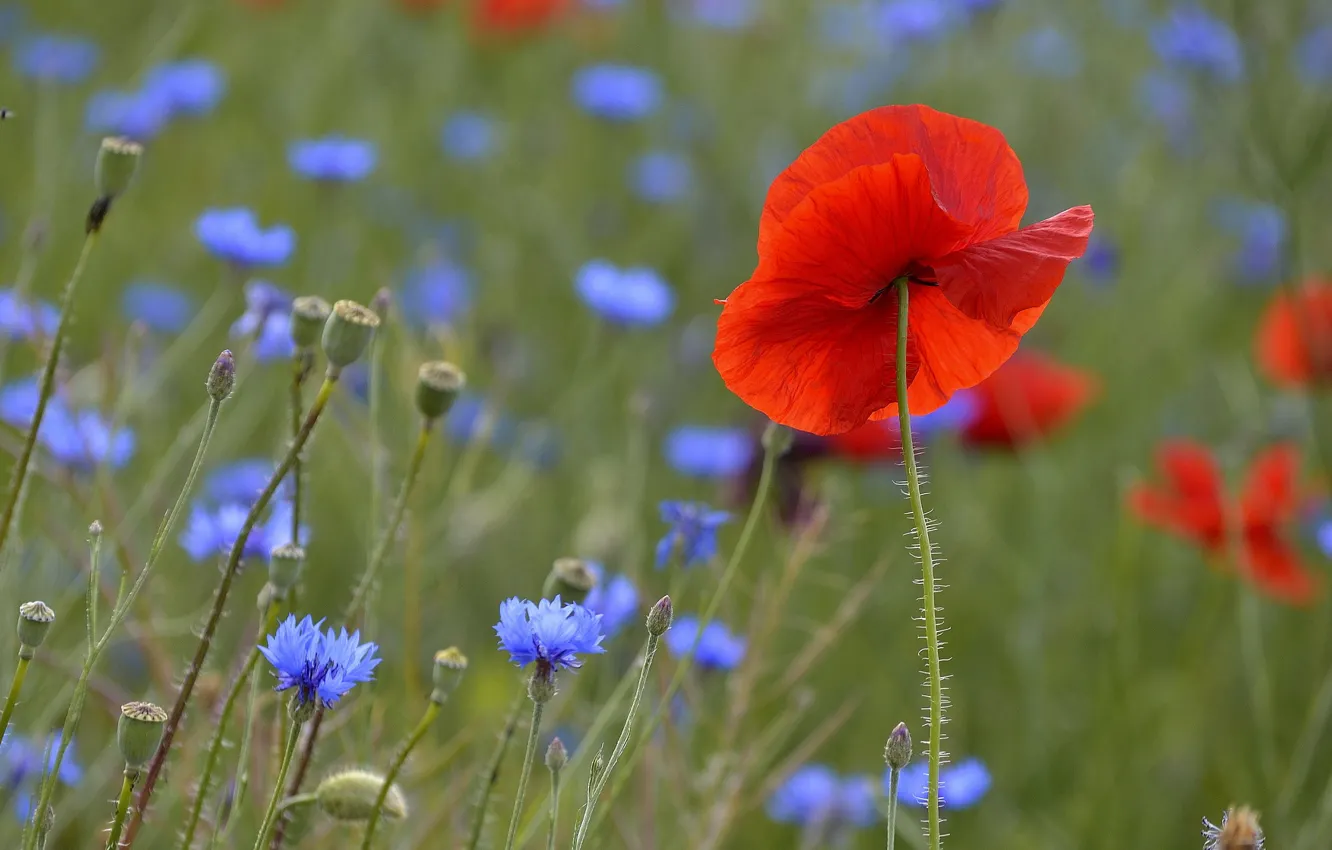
1255,278,1332,387
959,352,1098,448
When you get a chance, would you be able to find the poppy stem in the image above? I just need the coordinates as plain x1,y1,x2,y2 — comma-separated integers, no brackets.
893,279,945,850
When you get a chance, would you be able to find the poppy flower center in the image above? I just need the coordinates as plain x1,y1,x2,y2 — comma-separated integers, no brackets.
868,271,937,305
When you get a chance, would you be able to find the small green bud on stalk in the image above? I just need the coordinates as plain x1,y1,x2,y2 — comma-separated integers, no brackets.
545,737,568,773
88,137,142,233
646,595,673,636
290,296,331,350
761,421,794,456
206,349,235,402
17,601,54,657
321,300,380,373
431,647,468,705
117,701,168,771
415,361,465,422
885,722,912,771
315,769,408,822
543,558,597,604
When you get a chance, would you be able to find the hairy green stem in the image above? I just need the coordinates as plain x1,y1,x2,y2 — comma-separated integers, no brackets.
0,656,30,744
465,696,524,850
252,719,302,850
503,700,545,850
105,770,136,849
886,767,901,850
359,701,440,849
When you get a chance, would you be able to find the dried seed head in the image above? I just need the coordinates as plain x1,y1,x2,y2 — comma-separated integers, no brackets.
321,300,380,371
117,701,168,770
431,647,468,705
544,558,597,604
17,601,55,654
290,296,332,350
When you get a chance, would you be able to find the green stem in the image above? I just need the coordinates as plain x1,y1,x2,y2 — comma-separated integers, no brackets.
465,696,524,850
105,770,136,849
0,234,98,563
0,656,31,743
546,765,560,850
252,719,302,850
893,280,943,850
288,356,306,545
178,604,282,850
502,700,545,850
359,701,440,849
276,793,317,813
886,768,900,850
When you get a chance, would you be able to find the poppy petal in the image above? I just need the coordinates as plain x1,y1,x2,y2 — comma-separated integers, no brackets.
1241,528,1320,605
1254,279,1332,387
1240,443,1300,528
960,352,1099,448
1138,441,1226,550
931,205,1095,328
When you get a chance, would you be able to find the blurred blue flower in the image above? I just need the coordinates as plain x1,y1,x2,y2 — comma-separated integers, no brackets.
584,563,640,638
260,615,380,710
0,378,134,470
1078,233,1119,284
445,394,516,449
913,389,979,438
206,458,281,503
1018,26,1081,78
121,282,194,334
3,731,80,818
1212,198,1287,283
85,89,171,141
1318,518,1332,559
767,765,878,828
893,757,991,808
664,426,755,478
253,312,296,361
495,597,607,671
196,208,295,267
663,615,746,670
575,260,675,327
875,0,956,44
517,422,562,470
178,499,303,562
1296,25,1332,86
682,0,757,30
571,64,663,122
1149,6,1243,83
13,34,98,83
143,59,225,116
820,5,875,50
0,288,57,340
629,151,692,204
399,258,472,326
441,112,497,160
231,279,292,338
288,136,378,182
0,5,25,45
655,500,731,568
1137,70,1193,147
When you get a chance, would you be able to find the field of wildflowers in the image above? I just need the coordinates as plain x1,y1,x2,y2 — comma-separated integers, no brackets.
0,0,1328,848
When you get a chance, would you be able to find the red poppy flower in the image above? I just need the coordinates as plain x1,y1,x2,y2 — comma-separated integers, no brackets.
1255,278,1332,386
1129,440,1320,605
959,352,1098,449
712,104,1094,436
826,420,904,461
471,0,569,32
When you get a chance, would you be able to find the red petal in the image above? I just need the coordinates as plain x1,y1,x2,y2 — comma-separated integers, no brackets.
1128,441,1227,551
760,105,1028,246
826,420,903,461
960,352,1099,448
1254,278,1332,387
931,206,1094,328
1240,443,1300,528
1241,528,1320,605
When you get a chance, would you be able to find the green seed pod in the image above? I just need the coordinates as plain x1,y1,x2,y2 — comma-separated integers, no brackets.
290,296,331,350
646,595,672,637
206,350,235,403
415,361,465,421
315,769,408,822
94,136,142,200
117,701,168,770
431,647,467,705
268,543,306,595
17,601,54,656
543,558,596,605
321,300,380,372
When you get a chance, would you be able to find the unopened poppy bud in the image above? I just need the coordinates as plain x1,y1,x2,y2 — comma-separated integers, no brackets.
415,361,465,421
528,666,557,704
206,350,235,402
431,647,467,704
94,137,142,200
315,769,408,822
884,722,911,770
543,558,597,604
761,421,793,457
17,601,54,657
646,596,672,636
268,543,305,595
290,296,331,350
117,701,168,770
545,737,568,773
321,300,380,373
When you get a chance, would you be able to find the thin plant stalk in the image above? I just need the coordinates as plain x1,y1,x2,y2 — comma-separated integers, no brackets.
105,770,136,849
268,708,323,850
546,761,560,850
502,701,545,850
252,719,302,850
892,280,944,850
0,234,98,563
465,696,524,850
0,656,30,743
288,354,307,545
215,665,271,849
125,376,339,847
886,767,901,850
359,701,440,850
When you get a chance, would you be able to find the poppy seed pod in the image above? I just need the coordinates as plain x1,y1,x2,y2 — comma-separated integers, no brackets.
117,701,168,770
544,558,597,605
206,350,235,402
321,300,380,371
290,296,331,350
315,769,407,822
885,722,912,770
17,601,54,656
431,647,467,705
268,543,306,595
415,361,465,421
94,136,142,200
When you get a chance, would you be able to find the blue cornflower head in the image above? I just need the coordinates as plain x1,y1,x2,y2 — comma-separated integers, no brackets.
629,151,692,204
1212,198,1287,283
494,597,606,671
205,458,283,503
400,257,472,326
875,0,957,45
0,379,134,470
122,282,195,334
767,765,878,828
231,279,292,338
13,34,98,83
195,208,296,267
444,394,516,450
1150,6,1243,83
288,136,378,183
143,59,225,116
655,500,731,568
1297,25,1332,86
260,615,381,710
681,0,757,30
179,499,303,562
441,112,498,160
911,390,980,439
893,757,991,808
1,731,81,789
663,615,746,670
575,260,675,328
85,89,171,141
0,289,58,340
1078,233,1119,284
253,312,296,361
1018,26,1082,78
665,426,755,478
1318,518,1332,560
584,563,639,638
571,64,663,122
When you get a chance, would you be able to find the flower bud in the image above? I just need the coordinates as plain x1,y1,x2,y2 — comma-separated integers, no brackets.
94,136,142,200
528,666,557,704
206,350,235,403
268,543,305,595
884,722,911,771
315,769,408,822
415,361,465,422
761,421,793,457
321,300,380,372
117,701,168,771
290,296,331,350
431,647,467,705
545,737,568,773
89,520,102,537
646,596,672,636
543,558,596,605
17,601,54,657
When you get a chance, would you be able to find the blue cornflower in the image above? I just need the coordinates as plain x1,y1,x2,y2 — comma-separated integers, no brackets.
655,501,731,568
1318,518,1332,559
629,151,692,204
1297,25,1332,86
444,394,516,450
231,279,292,338
178,499,303,562
1137,70,1193,147
441,112,498,160
143,59,225,116
0,288,58,340
85,89,171,141
0,379,134,470
664,426,754,478
288,136,378,182
575,260,675,328
663,615,746,670
767,765,878,828
2,731,81,819
399,257,472,326
13,34,98,84
121,282,194,333
1017,26,1081,78
252,312,296,361
571,64,663,122
1212,198,1287,283
892,757,991,808
494,597,606,671
1150,5,1243,83
875,0,956,45
205,458,283,503
195,208,296,267
259,615,381,710
584,563,639,638
912,390,979,438
1079,233,1119,284
682,0,757,30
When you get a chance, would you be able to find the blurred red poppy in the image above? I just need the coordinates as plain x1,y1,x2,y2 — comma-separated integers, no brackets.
826,420,904,461
712,104,1093,436
472,0,569,32
960,352,1098,449
1129,440,1319,605
1255,278,1332,386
